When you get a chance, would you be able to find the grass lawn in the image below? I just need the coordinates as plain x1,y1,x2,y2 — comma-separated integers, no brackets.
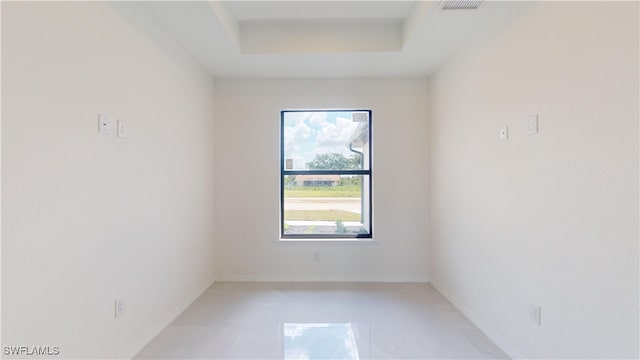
284,185,360,198
284,210,361,222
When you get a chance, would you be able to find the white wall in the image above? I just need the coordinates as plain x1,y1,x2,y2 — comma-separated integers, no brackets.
2,2,215,358
428,1,638,358
214,78,428,282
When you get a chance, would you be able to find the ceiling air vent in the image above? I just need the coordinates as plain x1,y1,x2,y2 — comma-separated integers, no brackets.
440,0,483,10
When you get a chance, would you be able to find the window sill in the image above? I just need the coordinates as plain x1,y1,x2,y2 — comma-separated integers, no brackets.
278,238,377,243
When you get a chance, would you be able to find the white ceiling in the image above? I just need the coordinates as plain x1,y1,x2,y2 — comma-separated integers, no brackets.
131,1,533,78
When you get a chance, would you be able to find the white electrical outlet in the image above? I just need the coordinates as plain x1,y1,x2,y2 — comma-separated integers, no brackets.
114,299,125,318
500,125,508,141
98,114,111,134
313,252,320,262
529,304,541,325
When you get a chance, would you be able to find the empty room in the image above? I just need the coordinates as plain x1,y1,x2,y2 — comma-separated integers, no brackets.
1,1,638,359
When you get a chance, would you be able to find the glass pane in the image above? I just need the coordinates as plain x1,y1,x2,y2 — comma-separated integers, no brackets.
283,175,370,236
283,111,370,171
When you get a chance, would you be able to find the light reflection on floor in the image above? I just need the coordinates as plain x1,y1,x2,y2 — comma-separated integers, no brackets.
284,323,359,360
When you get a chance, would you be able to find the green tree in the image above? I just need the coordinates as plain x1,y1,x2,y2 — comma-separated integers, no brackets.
306,153,361,170
284,175,296,186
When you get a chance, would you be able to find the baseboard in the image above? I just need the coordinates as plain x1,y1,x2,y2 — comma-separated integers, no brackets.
119,277,216,359
214,274,429,283
430,280,523,359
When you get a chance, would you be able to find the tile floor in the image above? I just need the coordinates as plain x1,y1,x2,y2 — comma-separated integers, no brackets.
135,282,507,359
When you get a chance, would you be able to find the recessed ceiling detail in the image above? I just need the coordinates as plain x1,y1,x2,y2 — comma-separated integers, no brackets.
240,19,404,54
213,1,419,54
226,1,416,21
133,1,533,78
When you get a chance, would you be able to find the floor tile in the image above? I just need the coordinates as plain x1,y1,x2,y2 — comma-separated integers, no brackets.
135,282,507,360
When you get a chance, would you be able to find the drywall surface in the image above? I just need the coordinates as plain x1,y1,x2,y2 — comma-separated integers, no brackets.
214,78,428,282
428,1,639,358
2,2,215,358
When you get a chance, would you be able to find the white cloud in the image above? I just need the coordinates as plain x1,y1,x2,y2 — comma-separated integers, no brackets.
283,112,359,169
315,116,358,156
309,112,329,126
284,119,315,169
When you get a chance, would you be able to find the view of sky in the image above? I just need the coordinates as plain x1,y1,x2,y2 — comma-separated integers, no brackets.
283,111,359,170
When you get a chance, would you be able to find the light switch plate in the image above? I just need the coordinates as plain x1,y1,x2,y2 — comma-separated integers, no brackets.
527,114,539,135
117,119,127,138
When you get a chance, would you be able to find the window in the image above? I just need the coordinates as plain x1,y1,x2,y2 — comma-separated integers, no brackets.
281,110,372,239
